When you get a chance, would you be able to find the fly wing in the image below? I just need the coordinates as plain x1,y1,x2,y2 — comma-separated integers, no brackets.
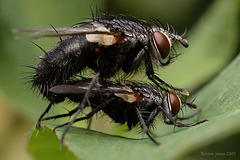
12,22,122,42
49,82,140,103
13,27,115,39
49,83,134,95
49,84,91,95
12,26,76,34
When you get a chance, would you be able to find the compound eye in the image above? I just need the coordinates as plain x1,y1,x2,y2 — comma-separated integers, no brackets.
153,32,170,59
168,93,181,116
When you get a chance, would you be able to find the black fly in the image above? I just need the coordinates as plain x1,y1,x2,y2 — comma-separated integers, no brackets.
14,11,189,98
40,79,207,145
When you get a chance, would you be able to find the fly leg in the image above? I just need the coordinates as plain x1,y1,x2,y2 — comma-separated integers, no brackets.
42,107,79,121
53,97,115,132
36,102,53,129
122,46,148,77
176,109,203,121
158,106,208,127
59,72,100,145
135,107,160,146
144,53,189,96
145,108,159,125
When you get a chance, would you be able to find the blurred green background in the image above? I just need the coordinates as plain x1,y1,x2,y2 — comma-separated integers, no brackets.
0,0,239,160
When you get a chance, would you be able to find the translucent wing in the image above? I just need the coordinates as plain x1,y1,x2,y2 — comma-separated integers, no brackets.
13,22,120,39
49,83,133,95
13,23,123,45
49,81,143,103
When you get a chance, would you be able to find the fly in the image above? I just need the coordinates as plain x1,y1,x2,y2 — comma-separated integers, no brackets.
39,79,207,145
14,10,190,99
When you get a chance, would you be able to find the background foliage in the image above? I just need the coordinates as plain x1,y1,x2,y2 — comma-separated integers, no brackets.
0,0,239,160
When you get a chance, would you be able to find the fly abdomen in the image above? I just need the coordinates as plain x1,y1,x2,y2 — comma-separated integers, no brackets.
32,35,98,99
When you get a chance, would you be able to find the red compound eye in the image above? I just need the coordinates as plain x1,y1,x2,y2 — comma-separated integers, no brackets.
168,93,181,115
153,32,170,59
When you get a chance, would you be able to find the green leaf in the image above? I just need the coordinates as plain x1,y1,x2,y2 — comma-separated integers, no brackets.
27,127,79,160
28,52,240,160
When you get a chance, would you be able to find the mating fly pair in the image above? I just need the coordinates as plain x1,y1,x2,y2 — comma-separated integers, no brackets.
14,10,206,145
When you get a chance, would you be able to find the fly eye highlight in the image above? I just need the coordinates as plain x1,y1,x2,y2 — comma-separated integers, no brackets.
153,31,171,59
167,93,182,116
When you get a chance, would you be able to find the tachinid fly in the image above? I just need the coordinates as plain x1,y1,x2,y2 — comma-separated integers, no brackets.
14,10,190,99
39,79,207,145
